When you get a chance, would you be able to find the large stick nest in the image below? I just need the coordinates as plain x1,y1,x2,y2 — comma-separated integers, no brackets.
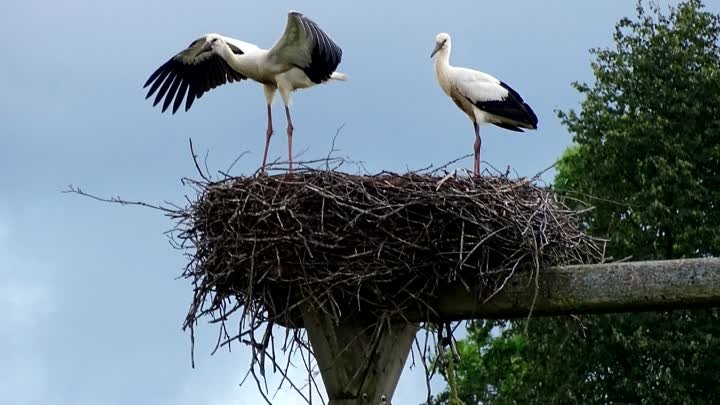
177,161,603,341
66,155,605,402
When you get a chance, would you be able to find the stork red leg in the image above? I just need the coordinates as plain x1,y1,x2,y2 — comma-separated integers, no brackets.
261,104,273,174
473,122,481,176
285,105,294,174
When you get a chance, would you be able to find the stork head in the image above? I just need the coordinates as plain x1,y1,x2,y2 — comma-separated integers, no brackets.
431,32,451,58
198,34,225,56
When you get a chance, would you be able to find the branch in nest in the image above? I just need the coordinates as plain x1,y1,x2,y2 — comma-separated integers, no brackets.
65,152,603,405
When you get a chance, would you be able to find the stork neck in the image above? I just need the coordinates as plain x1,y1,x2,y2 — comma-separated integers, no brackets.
434,47,452,73
219,44,257,76
218,44,238,62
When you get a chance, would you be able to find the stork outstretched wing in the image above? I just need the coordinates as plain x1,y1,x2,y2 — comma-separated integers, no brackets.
143,35,248,114
267,12,343,84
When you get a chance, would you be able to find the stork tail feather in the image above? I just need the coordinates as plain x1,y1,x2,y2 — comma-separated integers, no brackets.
330,72,349,81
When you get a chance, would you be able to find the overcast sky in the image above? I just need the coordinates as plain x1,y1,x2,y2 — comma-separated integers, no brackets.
3,1,718,404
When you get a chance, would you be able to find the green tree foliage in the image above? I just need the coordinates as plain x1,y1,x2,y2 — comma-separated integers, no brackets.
555,0,720,260
431,1,720,404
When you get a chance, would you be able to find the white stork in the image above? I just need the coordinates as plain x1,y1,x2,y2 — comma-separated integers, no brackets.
430,33,538,176
143,11,347,173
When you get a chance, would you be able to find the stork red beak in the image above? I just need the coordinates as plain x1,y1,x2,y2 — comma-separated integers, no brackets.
430,42,443,58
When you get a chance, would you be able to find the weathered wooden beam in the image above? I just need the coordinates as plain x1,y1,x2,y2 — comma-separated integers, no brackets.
427,257,720,321
299,258,719,404
303,310,416,405
278,258,720,329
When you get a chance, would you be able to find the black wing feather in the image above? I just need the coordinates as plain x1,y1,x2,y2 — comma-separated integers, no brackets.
292,13,342,84
144,62,169,88
227,43,244,55
162,74,183,112
472,81,538,129
174,78,190,114
143,47,247,114
493,122,525,132
153,71,177,106
145,65,173,99
185,81,198,111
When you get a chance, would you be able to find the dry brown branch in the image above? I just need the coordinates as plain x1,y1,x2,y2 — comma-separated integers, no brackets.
172,156,601,397
65,153,602,404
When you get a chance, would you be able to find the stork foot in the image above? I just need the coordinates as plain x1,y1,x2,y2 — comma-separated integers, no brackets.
261,104,274,176
472,123,482,177
286,125,294,175
473,141,481,177
284,105,295,175
473,127,482,177
260,128,273,175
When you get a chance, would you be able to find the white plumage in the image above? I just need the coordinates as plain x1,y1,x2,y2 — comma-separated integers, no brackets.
431,32,538,176
143,11,347,173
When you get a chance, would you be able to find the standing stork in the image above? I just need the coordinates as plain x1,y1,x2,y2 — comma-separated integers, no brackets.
430,33,538,176
143,11,347,173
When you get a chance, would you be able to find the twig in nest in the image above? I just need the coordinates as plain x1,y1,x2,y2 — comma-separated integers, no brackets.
66,153,603,405
62,185,178,214
189,137,211,182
